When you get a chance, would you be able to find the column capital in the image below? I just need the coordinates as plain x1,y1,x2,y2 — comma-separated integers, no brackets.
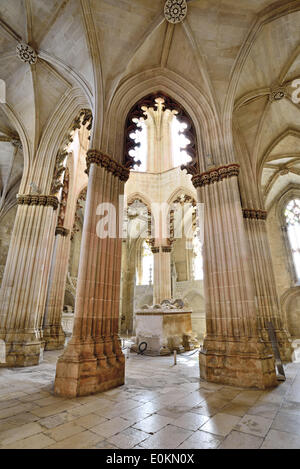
55,226,70,237
243,209,267,220
86,149,130,182
191,163,240,188
162,246,172,253
17,194,59,210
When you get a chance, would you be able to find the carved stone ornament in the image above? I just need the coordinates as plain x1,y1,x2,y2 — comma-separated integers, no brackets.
17,194,59,210
269,84,287,102
243,209,267,220
86,150,130,182
164,0,187,24
55,226,70,237
125,92,197,172
191,164,240,188
16,42,37,65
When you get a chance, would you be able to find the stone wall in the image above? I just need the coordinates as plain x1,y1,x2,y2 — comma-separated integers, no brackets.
267,204,300,337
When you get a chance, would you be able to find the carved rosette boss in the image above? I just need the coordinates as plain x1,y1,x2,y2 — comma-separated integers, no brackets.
164,0,188,24
16,42,37,65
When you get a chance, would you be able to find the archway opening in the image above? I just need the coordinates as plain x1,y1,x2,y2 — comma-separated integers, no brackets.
121,93,203,353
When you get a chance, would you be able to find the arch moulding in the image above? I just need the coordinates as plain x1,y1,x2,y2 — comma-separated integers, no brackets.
100,69,224,172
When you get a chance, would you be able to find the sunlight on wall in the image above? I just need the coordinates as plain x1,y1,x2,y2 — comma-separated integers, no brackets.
285,199,300,281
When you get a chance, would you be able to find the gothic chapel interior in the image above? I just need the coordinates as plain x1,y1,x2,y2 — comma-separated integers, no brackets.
0,0,300,451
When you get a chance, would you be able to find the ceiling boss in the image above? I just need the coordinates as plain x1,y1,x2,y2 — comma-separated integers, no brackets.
164,0,188,24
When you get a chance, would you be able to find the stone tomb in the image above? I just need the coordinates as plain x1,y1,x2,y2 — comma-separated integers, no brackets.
133,300,199,355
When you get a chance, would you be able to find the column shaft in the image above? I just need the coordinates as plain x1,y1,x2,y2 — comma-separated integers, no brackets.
244,212,292,362
54,151,128,397
152,247,172,304
0,195,58,366
193,165,277,389
43,228,70,350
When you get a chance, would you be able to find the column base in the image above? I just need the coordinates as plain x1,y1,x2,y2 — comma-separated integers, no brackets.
260,328,293,363
54,337,125,397
0,338,44,367
43,326,66,351
199,336,277,389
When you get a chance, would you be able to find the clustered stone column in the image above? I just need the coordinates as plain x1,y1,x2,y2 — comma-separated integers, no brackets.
151,245,172,304
0,194,58,366
243,209,292,362
43,168,71,350
193,164,277,389
54,150,128,397
43,226,70,350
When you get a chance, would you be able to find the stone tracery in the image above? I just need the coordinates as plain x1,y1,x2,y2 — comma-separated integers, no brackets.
0,1,300,448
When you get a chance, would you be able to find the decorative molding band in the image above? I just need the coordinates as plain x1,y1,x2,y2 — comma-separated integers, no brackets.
86,150,130,182
162,246,172,253
151,247,160,254
55,226,70,237
17,194,59,210
243,209,267,220
191,164,240,188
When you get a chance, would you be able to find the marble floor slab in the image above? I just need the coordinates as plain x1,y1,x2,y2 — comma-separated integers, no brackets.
0,349,300,449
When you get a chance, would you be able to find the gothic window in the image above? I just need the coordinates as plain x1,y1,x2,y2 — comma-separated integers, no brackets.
139,240,153,285
285,199,300,282
192,232,203,281
129,120,147,172
171,115,190,167
125,93,196,173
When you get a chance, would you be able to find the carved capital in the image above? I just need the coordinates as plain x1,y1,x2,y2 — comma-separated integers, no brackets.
151,247,160,254
86,150,130,182
243,209,267,220
162,246,172,253
17,194,59,210
55,226,70,237
192,164,240,188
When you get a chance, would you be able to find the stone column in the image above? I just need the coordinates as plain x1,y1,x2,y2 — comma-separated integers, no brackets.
43,226,70,350
193,164,277,389
0,194,58,366
54,150,128,397
151,245,172,304
243,209,292,362
120,241,136,334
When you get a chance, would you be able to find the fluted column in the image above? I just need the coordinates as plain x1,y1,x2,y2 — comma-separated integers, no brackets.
54,151,128,397
193,165,277,389
43,227,70,350
151,246,172,304
243,209,292,362
0,194,58,366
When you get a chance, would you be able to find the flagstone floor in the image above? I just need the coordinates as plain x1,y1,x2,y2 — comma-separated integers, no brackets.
1,348,300,449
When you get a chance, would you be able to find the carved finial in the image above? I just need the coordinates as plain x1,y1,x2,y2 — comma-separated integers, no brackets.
16,42,37,65
164,0,187,24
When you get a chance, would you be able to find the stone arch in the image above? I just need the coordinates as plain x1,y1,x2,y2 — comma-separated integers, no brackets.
257,128,300,187
281,287,300,338
101,68,223,170
28,89,91,194
274,185,300,285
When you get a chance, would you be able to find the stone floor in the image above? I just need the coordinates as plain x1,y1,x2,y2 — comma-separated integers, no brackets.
1,348,300,449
